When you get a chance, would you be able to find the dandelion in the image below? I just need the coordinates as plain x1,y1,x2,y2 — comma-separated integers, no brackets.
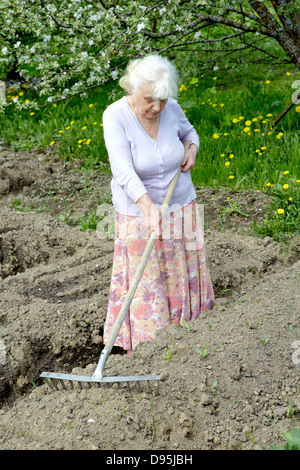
265,183,271,187
266,113,273,117
224,133,229,136
254,129,260,133
53,104,57,107
220,153,225,157
213,133,220,139
30,112,35,115
283,184,289,190
50,141,55,146
89,104,94,108
65,126,70,130
229,175,234,179
220,103,225,107
252,118,258,122
286,72,291,76
277,208,284,214
70,121,75,125
213,77,217,80
229,154,234,159
82,126,87,130
261,147,267,150
18,92,23,96
100,123,103,127
179,84,187,92
78,145,82,148
283,170,289,175
25,99,30,103
245,120,252,126
276,132,283,139
288,197,293,201
243,127,250,133
295,106,300,113
296,180,300,183
232,118,238,123
265,80,270,84
58,130,63,133
225,161,230,167
93,122,97,125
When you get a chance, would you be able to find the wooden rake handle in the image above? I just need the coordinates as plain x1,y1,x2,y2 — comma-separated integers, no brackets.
93,140,191,377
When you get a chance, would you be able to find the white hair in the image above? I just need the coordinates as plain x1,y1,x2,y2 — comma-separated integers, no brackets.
119,55,179,100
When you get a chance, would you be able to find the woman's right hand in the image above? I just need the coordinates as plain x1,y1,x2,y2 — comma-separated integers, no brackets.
136,194,162,239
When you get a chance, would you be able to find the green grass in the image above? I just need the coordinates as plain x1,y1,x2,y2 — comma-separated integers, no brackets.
1,63,299,240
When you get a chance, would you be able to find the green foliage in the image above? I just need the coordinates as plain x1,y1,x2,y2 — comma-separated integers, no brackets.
270,428,300,450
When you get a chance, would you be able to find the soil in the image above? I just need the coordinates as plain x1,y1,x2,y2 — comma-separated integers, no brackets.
0,144,299,451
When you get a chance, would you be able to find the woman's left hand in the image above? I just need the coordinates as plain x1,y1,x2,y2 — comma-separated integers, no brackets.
181,143,198,172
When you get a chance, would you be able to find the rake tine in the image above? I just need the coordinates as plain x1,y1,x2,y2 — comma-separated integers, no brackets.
136,381,141,393
60,380,67,391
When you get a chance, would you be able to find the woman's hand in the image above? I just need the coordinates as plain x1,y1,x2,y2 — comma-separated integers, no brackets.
136,193,162,239
181,143,198,172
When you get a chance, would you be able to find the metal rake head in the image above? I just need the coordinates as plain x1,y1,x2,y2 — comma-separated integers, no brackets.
40,371,160,394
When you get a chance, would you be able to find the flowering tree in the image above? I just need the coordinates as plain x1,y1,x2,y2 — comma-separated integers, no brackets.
0,0,299,112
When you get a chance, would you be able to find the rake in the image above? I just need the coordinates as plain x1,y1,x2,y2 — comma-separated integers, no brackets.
40,140,191,392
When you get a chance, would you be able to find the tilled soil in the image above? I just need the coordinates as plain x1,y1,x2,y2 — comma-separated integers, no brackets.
0,145,299,450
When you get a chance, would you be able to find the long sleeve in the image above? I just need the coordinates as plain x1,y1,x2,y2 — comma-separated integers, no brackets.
173,100,200,150
102,107,148,204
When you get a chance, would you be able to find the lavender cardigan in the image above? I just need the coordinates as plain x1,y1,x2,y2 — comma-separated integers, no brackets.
102,96,200,216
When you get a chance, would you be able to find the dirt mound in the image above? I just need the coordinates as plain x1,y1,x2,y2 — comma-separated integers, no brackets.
0,145,299,450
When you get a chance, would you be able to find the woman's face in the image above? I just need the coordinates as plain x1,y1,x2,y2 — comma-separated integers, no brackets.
132,83,168,121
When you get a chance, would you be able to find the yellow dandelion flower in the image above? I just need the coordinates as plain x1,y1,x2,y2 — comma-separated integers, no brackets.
213,104,217,107
201,102,205,105
232,118,238,123
89,104,94,107
229,154,234,159
288,197,292,201
58,130,63,133
254,129,260,133
224,133,229,136
18,92,24,96
277,208,284,214
245,120,252,126
265,183,271,187
296,180,300,183
65,126,70,130
252,118,258,122
243,127,250,133
283,184,289,190
286,72,291,76
266,113,273,117
78,140,83,144
70,121,75,125
225,161,230,167
220,154,225,157
227,197,230,200
53,104,57,107
239,116,244,120
93,122,97,125
265,80,270,84
258,116,263,120
50,141,55,146
100,123,103,127
213,77,217,80
229,175,234,179
261,147,266,150
25,99,30,103
213,133,220,139
295,106,300,113
78,145,82,148
220,103,225,107
30,112,35,115
283,170,289,175
82,126,87,130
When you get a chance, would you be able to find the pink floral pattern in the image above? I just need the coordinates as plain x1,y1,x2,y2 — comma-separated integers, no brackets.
104,200,215,351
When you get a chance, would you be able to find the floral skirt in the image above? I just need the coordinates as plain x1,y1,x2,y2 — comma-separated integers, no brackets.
103,200,215,351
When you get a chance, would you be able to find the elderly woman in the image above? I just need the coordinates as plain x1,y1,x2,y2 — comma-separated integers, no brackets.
102,54,215,354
